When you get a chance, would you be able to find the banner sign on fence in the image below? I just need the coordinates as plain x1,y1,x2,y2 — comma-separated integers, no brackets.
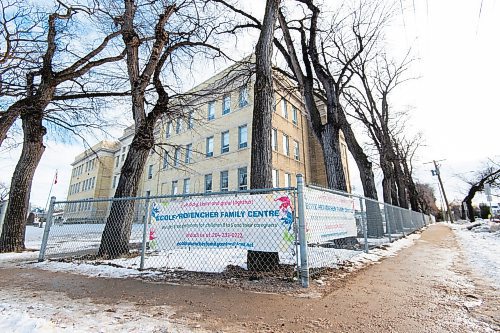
148,193,295,252
303,187,357,243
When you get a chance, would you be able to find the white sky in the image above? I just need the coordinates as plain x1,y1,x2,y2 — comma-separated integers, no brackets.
0,0,498,209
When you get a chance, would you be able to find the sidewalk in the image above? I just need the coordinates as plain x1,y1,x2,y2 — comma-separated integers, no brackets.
0,224,498,332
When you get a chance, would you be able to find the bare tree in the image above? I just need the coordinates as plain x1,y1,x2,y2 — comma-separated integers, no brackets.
461,161,500,222
0,1,125,253
98,0,230,258
415,182,439,216
345,50,415,208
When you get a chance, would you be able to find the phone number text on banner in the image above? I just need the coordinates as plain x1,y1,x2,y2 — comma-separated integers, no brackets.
148,193,295,252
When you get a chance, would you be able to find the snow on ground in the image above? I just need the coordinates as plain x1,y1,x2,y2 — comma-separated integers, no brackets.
450,220,500,288
0,287,198,333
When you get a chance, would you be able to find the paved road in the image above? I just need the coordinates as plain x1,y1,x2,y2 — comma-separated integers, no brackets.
0,224,497,332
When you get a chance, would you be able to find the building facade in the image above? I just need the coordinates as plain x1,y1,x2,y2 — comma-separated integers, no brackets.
64,64,351,221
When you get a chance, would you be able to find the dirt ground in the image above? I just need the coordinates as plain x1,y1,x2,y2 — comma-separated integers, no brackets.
0,224,498,332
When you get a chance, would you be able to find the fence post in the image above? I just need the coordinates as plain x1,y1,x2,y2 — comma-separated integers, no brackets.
359,198,368,253
296,174,309,288
140,198,151,270
39,196,56,262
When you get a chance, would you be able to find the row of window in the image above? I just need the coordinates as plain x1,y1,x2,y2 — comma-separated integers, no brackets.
272,169,293,188
271,129,300,160
66,200,92,213
206,125,248,157
69,177,96,195
72,158,96,178
207,86,249,121
279,97,299,125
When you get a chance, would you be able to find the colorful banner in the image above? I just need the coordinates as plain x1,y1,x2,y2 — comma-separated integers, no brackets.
148,193,295,252
303,187,357,243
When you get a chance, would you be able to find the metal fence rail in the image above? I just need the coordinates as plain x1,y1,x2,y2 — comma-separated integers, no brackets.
39,175,433,287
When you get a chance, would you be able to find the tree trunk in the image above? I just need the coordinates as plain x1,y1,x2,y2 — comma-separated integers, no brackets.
393,160,408,209
320,123,347,191
0,100,25,148
98,118,156,258
247,0,280,272
0,108,46,252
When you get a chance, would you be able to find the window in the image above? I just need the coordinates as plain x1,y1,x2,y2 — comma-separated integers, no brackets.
238,167,248,190
238,85,248,107
91,177,95,189
238,125,247,149
121,154,125,162
272,169,279,187
148,164,153,179
185,144,192,164
188,111,194,129
284,172,291,188
166,121,172,138
183,178,190,194
294,140,300,160
171,180,178,195
162,151,169,169
281,98,288,118
122,147,126,153
175,119,182,134
173,148,180,167
208,101,215,120
220,170,229,191
272,128,278,151
282,134,289,156
292,106,298,125
222,94,231,115
221,131,229,154
206,136,214,157
145,190,151,197
204,174,212,193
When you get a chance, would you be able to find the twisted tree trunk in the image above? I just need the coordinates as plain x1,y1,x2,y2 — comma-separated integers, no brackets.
0,107,46,252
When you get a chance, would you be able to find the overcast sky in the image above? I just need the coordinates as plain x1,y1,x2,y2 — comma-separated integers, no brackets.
0,0,498,209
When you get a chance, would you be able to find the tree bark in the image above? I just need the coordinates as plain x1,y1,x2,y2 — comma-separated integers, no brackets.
0,107,46,252
0,100,25,148
319,123,347,191
98,115,157,258
250,0,279,190
393,160,408,209
248,0,280,272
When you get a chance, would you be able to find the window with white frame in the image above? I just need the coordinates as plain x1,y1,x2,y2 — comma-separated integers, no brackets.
113,176,117,188
206,136,214,157
292,105,298,125
188,111,194,129
207,101,215,120
166,121,172,138
222,94,231,115
183,178,190,194
282,134,289,156
174,148,180,166
171,180,178,195
281,98,288,118
272,169,279,187
284,172,291,187
162,151,169,169
238,125,247,149
238,167,248,190
221,131,229,154
204,174,212,193
238,85,248,107
185,144,192,163
148,164,153,179
175,118,182,134
220,170,229,191
272,128,278,150
294,140,300,160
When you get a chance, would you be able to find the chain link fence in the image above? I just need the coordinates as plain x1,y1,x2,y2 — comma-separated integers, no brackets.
39,175,433,287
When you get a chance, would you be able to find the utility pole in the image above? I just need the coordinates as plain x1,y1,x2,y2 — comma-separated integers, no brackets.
425,160,453,223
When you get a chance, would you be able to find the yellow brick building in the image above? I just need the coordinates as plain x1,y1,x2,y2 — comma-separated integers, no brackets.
64,63,351,220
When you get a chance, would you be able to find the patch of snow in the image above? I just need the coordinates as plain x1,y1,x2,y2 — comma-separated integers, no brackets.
450,220,500,287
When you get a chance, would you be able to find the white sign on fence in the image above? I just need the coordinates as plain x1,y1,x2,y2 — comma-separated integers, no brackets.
303,187,357,243
148,193,294,252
